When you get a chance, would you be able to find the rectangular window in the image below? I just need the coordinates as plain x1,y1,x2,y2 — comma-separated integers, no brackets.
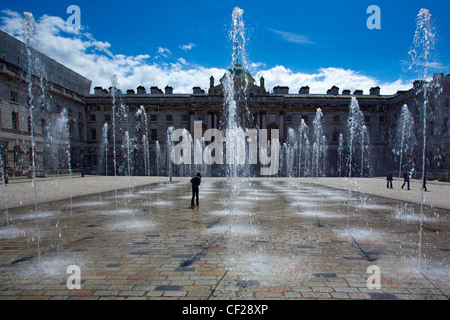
181,114,189,122
10,91,18,102
332,115,340,123
166,114,173,122
90,128,97,141
285,115,293,123
89,114,96,122
150,114,157,122
379,116,385,124
332,131,339,142
197,113,205,122
151,129,158,141
12,112,18,130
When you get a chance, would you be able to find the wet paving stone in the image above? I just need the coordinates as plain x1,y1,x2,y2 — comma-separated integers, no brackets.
313,273,337,278
0,177,449,300
369,293,398,300
155,285,182,291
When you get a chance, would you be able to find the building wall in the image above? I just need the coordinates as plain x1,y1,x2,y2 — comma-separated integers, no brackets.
0,31,448,179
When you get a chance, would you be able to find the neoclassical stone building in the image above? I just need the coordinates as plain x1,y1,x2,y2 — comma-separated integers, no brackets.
1,30,449,180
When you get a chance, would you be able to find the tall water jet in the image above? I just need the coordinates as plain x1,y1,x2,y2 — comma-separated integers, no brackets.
224,7,248,182
54,108,72,214
298,119,309,177
22,12,41,263
136,106,150,176
360,125,370,178
156,141,161,176
347,97,367,178
408,8,436,271
223,7,249,266
110,75,120,212
394,104,417,177
167,127,175,180
312,108,326,178
65,111,73,215
286,128,297,177
338,133,344,177
0,151,9,226
102,122,109,176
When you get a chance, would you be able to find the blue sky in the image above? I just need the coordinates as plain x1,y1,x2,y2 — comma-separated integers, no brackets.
1,0,449,94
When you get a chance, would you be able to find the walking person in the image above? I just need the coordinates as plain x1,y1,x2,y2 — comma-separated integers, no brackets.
422,172,428,192
386,171,393,189
401,170,411,190
190,172,202,208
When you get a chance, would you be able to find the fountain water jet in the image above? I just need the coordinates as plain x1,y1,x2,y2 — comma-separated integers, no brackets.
102,122,109,176
110,75,120,215
408,8,437,271
0,151,9,226
22,12,41,263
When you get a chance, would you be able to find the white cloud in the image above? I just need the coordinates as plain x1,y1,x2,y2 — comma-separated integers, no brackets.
0,10,413,95
0,10,224,93
180,42,196,51
255,65,412,94
268,28,314,45
156,47,172,58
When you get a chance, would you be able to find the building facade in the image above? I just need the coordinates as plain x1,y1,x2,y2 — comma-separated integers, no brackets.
1,30,449,180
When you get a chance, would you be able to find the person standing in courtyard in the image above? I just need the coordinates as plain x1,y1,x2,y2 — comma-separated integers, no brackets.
401,170,411,190
386,171,393,189
190,172,202,208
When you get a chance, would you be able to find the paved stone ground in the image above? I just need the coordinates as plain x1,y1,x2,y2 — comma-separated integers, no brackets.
0,176,448,300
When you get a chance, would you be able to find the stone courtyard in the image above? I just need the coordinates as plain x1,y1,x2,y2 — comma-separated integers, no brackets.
0,175,448,301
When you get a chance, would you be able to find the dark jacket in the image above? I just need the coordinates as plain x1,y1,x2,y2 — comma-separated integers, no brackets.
190,174,201,188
